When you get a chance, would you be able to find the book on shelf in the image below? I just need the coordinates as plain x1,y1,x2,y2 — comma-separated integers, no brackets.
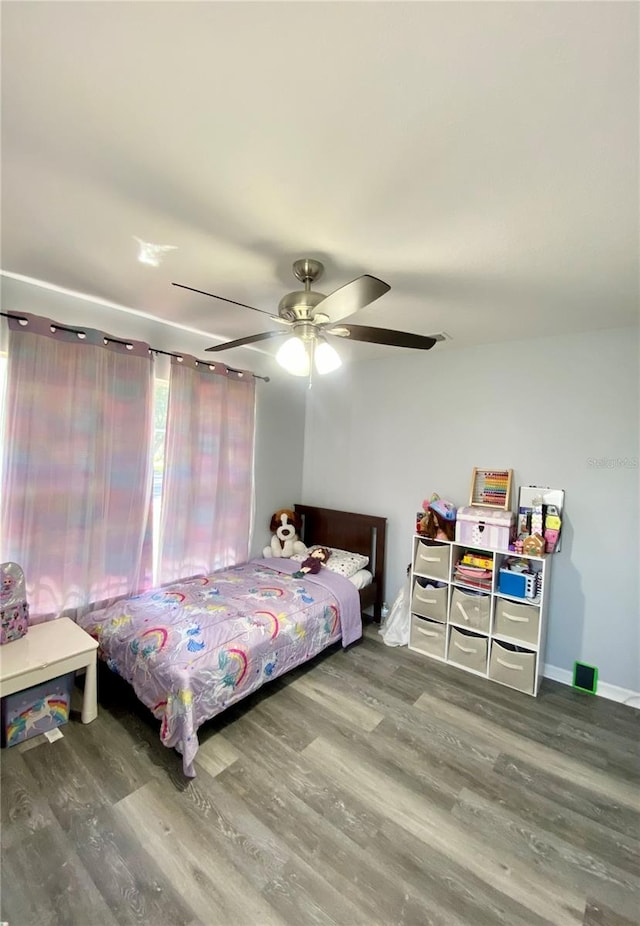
455,577,492,591
454,566,492,590
460,553,493,569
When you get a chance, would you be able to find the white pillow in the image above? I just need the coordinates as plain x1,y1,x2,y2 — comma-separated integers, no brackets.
291,546,369,578
349,569,373,590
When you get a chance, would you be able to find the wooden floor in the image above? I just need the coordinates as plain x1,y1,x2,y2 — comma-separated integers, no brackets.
1,621,639,926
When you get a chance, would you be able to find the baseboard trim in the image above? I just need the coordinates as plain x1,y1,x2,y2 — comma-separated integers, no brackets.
543,663,640,706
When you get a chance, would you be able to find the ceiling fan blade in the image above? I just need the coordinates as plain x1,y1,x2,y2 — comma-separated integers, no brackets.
172,282,288,323
205,330,286,352
313,274,390,319
326,324,437,351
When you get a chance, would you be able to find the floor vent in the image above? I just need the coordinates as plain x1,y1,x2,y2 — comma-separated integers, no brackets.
573,661,598,694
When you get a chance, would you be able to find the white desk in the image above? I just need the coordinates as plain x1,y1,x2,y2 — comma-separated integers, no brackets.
0,617,98,723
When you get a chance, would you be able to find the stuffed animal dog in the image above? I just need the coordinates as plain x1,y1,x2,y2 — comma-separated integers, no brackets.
263,509,307,558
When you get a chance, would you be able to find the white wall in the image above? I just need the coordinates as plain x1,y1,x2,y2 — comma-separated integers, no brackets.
302,327,640,692
0,275,307,560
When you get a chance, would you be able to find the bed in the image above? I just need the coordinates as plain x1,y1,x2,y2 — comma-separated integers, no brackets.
294,503,386,621
77,505,386,776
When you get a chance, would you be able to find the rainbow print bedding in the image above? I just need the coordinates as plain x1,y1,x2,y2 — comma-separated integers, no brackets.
77,558,362,776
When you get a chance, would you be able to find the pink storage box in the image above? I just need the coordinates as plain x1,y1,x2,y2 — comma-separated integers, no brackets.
455,506,516,551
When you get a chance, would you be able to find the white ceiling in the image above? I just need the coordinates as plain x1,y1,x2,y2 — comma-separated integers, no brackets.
2,1,638,367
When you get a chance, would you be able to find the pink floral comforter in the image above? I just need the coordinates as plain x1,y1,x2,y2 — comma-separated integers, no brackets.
78,559,362,775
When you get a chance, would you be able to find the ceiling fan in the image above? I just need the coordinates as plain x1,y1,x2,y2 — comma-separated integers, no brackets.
172,258,439,377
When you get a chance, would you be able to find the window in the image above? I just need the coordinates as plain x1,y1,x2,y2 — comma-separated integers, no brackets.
0,325,255,610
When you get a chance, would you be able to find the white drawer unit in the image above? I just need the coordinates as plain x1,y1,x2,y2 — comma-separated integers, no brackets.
408,534,550,696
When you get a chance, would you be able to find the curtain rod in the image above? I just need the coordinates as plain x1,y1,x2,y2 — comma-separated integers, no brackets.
0,311,270,382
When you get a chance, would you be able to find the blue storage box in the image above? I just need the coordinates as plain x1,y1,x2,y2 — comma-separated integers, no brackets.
1,674,73,747
498,569,536,599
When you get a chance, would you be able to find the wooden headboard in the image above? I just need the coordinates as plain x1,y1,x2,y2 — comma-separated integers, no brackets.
294,504,387,621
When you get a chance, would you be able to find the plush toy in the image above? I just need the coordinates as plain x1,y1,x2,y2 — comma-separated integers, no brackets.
522,534,546,556
292,546,332,578
418,494,457,542
263,508,307,559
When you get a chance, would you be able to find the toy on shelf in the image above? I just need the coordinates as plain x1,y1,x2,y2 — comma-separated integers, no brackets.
522,534,546,556
460,550,493,570
456,506,516,550
417,494,457,541
498,557,540,600
469,468,513,510
544,505,562,553
517,486,565,554
453,549,493,590
530,495,544,537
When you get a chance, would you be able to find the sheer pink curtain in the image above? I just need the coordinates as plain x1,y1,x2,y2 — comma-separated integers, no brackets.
0,314,154,621
158,356,255,584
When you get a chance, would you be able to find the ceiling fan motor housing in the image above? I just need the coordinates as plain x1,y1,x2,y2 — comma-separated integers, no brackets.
278,289,327,322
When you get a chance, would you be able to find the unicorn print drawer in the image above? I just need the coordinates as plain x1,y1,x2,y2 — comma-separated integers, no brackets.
1,674,73,746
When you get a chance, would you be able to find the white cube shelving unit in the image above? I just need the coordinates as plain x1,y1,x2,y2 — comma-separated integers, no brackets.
408,535,550,696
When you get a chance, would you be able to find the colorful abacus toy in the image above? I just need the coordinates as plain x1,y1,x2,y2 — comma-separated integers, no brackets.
469,468,513,510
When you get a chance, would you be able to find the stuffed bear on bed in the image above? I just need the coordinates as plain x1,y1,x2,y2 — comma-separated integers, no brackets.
263,509,307,559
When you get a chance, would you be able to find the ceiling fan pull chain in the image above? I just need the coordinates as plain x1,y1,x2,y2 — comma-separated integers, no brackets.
307,339,315,390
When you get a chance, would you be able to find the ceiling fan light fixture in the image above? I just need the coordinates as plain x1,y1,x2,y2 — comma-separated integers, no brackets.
276,336,310,377
314,340,342,375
